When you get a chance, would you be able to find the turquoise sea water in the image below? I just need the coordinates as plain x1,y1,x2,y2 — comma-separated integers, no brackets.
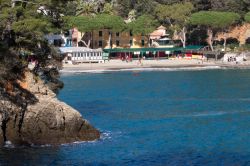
2,69,250,165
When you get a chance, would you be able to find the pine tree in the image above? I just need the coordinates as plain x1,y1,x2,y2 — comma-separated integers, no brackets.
0,0,69,92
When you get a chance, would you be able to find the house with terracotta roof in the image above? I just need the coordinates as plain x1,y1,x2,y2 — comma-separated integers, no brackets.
149,25,180,48
150,25,168,40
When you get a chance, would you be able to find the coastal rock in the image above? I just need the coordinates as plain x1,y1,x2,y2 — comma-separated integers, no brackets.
0,113,3,145
0,72,100,146
216,23,250,45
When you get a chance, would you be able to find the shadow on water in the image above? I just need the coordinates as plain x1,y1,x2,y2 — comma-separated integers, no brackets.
118,150,250,166
1,146,250,166
0,147,60,166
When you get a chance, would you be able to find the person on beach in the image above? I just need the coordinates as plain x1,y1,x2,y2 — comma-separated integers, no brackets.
137,57,143,66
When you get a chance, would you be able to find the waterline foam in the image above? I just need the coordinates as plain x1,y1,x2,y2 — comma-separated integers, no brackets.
60,66,222,74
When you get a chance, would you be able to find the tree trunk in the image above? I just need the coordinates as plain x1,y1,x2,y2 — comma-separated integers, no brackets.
207,28,214,51
108,31,112,49
180,27,186,48
173,30,178,40
80,39,91,48
223,33,227,52
37,41,41,49
91,30,93,49
12,1,15,8
168,19,173,27
147,36,150,47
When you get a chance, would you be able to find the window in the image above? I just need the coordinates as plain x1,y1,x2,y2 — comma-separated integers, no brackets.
64,31,70,37
53,39,62,47
98,40,103,47
116,40,120,46
141,40,145,46
66,39,71,47
99,31,102,37
130,40,133,46
116,32,120,37
130,30,133,36
110,40,113,47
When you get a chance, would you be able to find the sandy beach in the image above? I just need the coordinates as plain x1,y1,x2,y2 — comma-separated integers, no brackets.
61,59,250,73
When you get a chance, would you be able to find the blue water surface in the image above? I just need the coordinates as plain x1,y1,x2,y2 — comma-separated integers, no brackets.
2,69,250,165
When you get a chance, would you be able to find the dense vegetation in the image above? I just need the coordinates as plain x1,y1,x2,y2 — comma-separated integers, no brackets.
0,0,67,98
64,0,250,49
1,0,250,96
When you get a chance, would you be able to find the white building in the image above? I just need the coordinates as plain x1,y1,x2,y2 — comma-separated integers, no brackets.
59,47,107,64
45,31,73,47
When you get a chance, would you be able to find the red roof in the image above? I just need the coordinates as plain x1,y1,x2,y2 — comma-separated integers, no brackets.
150,25,167,39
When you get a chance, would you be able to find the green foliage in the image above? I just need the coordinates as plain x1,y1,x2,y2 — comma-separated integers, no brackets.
127,14,159,36
102,3,114,15
238,44,250,51
65,16,99,32
66,14,125,32
155,2,194,26
134,0,157,16
0,0,69,92
95,14,125,32
190,11,240,29
76,0,96,16
244,12,250,22
210,0,246,13
13,18,52,35
114,0,132,17
64,1,78,16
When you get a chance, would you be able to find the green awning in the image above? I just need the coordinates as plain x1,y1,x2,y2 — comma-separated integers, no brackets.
103,45,204,53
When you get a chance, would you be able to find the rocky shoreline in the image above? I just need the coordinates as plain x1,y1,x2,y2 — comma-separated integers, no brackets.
0,72,100,146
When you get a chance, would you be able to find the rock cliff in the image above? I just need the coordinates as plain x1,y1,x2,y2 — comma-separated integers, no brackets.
0,72,100,146
216,23,250,45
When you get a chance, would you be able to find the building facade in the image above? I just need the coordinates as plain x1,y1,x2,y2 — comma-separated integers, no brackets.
45,28,84,47
46,26,170,49
59,47,107,64
85,29,149,49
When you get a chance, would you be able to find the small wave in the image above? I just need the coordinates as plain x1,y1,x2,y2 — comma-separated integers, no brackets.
169,110,250,118
100,130,124,141
101,131,113,140
59,131,122,147
60,140,99,147
121,97,250,102
60,66,222,74
30,144,52,148
3,141,15,148
119,66,222,72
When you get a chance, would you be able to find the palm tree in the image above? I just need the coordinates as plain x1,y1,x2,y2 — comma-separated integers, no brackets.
76,0,96,16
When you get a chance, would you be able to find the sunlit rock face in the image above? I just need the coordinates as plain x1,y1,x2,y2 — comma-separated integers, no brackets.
0,72,100,146
216,23,250,45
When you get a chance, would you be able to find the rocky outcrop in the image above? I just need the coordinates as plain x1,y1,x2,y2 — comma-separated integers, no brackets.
0,72,100,146
216,23,250,45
